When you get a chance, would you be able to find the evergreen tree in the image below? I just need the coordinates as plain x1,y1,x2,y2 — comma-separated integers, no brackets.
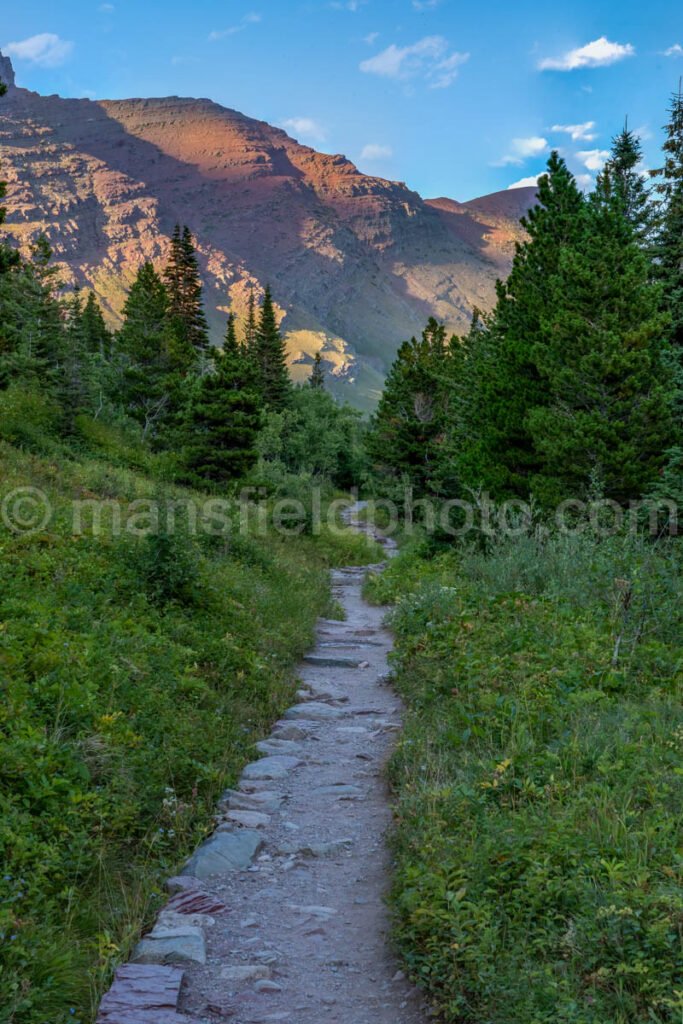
183,333,260,484
468,152,585,496
310,351,325,389
367,317,453,494
654,86,683,351
599,124,654,242
243,289,258,355
117,262,173,437
256,286,291,410
81,292,111,357
164,224,209,364
527,194,673,504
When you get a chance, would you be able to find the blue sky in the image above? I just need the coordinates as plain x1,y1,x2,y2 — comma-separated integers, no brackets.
2,0,682,200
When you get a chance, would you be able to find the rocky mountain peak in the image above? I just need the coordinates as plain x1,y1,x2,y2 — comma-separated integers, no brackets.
0,51,16,89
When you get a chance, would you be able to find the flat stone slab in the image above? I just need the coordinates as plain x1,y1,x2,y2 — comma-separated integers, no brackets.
271,722,311,741
97,963,184,1019
283,702,344,722
303,654,363,668
297,685,348,704
184,830,263,878
313,784,364,800
222,810,271,829
165,887,228,917
222,789,285,813
221,964,272,983
256,738,303,756
242,755,303,780
132,927,206,966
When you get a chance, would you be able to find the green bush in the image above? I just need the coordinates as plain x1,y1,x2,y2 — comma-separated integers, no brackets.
369,533,683,1024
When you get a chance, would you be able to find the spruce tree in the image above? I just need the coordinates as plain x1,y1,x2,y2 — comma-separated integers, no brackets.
256,285,291,410
469,152,585,496
654,86,683,351
183,328,260,484
367,317,452,494
600,124,654,242
164,224,209,364
117,262,173,436
528,194,673,504
81,292,111,357
310,351,325,389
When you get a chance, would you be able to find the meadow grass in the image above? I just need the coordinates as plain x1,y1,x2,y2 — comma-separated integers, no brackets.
366,531,683,1024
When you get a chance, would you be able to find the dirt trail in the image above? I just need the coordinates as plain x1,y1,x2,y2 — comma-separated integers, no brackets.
98,504,426,1024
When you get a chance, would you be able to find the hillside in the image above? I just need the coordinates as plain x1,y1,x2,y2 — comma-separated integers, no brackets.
0,53,535,408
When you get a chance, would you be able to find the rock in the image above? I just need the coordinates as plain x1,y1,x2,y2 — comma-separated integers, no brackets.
242,756,303,781
283,703,344,722
132,927,206,966
303,654,363,668
184,830,263,878
287,904,338,918
156,911,215,930
221,964,272,983
165,875,200,895
222,810,271,829
255,979,283,993
271,723,309,741
313,784,364,800
165,888,228,916
277,839,353,858
256,738,303,756
96,963,184,1020
221,789,285,813
296,684,348,704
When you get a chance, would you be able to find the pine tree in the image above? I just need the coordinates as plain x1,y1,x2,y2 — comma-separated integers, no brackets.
117,262,173,436
183,336,260,484
469,152,585,496
164,224,209,365
81,292,111,358
527,193,673,504
654,85,683,351
243,290,258,355
599,124,654,242
310,351,325,389
256,286,291,410
367,317,453,494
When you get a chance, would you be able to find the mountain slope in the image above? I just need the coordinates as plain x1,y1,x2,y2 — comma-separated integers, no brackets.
0,55,535,407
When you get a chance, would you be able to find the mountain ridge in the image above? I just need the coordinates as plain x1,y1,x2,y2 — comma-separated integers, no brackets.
0,53,536,408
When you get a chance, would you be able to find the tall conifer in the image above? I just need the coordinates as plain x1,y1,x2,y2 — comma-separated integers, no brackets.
256,285,291,410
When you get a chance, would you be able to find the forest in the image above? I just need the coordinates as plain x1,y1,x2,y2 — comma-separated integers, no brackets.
1,61,683,1024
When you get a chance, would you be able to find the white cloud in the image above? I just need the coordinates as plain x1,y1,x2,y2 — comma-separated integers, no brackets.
331,0,367,9
663,43,683,57
577,148,611,171
550,121,597,141
413,0,441,9
364,32,379,45
507,175,541,190
360,143,393,160
99,3,115,12
282,117,327,143
575,173,595,191
3,32,73,67
360,36,469,88
209,13,261,40
497,136,548,165
539,36,634,71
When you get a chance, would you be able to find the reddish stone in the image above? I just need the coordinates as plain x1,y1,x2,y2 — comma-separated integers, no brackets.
165,888,228,916
97,963,184,1020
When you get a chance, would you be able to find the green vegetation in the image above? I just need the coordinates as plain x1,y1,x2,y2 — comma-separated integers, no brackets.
362,92,683,1022
367,534,683,1023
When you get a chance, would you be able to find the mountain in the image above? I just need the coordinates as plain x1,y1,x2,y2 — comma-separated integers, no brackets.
0,54,536,408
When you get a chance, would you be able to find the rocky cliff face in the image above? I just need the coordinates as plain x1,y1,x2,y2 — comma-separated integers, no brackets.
0,53,535,407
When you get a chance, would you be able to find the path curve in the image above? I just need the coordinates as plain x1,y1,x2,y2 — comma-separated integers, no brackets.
98,503,426,1024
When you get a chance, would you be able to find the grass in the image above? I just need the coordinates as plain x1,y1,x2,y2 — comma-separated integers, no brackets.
0,434,383,1024
366,530,683,1024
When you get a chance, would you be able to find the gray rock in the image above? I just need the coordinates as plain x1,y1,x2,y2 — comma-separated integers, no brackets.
184,830,263,878
303,654,363,668
283,703,344,722
242,756,303,781
221,789,285,813
132,927,206,966
222,810,271,829
255,979,283,993
277,838,353,858
256,738,303,756
313,784,364,800
271,723,310,741
221,964,272,983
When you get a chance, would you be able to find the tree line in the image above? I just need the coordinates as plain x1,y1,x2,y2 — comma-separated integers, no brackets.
0,80,366,493
368,91,683,512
